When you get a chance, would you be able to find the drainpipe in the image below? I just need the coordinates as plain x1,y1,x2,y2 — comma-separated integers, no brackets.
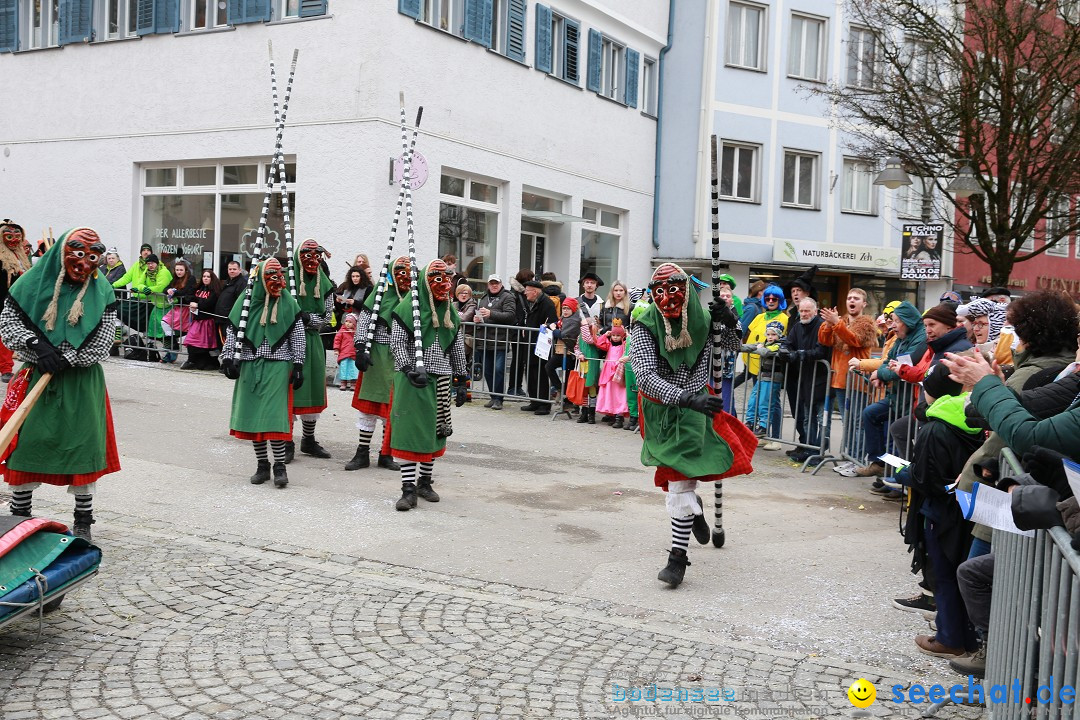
691,0,720,249
651,0,677,250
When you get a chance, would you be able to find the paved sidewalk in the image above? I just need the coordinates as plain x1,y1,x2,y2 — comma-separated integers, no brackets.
0,360,985,718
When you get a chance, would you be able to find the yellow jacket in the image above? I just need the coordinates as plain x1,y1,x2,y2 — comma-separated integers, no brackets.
743,310,789,376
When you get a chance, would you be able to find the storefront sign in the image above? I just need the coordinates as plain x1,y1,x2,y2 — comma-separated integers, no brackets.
900,224,943,280
1037,276,1080,296
772,239,900,272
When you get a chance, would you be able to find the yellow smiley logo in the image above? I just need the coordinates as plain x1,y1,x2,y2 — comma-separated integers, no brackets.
847,678,876,708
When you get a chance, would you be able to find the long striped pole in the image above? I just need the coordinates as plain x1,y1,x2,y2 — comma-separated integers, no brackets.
709,134,726,549
234,42,298,357
275,49,300,296
362,93,422,356
402,105,425,370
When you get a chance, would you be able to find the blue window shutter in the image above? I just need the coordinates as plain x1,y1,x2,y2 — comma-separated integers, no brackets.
534,4,551,72
154,0,179,33
228,0,248,23
299,0,327,17
506,0,526,61
136,0,155,35
398,0,420,19
464,0,492,47
59,0,93,46
586,28,602,92
624,48,639,108
0,0,19,52
563,18,579,82
244,0,270,21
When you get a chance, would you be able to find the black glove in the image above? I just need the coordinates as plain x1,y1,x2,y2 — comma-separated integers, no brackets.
405,367,428,389
1022,446,1073,498
26,336,69,375
291,364,305,390
791,349,806,362
455,386,467,407
709,299,738,329
678,390,724,417
355,350,373,372
221,358,240,380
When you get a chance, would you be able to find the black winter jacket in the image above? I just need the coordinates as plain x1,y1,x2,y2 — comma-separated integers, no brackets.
214,274,248,326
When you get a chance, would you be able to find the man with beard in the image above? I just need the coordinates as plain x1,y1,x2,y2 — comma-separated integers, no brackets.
0,220,34,383
388,260,467,511
221,258,306,489
345,256,412,472
630,263,755,587
1,228,121,541
288,239,336,461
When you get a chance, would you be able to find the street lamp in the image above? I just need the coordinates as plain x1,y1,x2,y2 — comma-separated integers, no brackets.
873,157,912,190
945,162,983,199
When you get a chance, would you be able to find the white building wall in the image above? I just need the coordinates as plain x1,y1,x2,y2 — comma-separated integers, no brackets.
0,0,665,288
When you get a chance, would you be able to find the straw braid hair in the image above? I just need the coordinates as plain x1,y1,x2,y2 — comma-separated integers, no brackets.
425,261,453,329
649,262,692,352
43,228,98,331
259,259,282,327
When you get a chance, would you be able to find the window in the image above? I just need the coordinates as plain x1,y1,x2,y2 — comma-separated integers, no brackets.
438,172,500,293
21,0,60,49
846,25,877,89
600,35,625,100
581,203,622,285
841,158,875,214
489,0,525,61
140,158,298,277
726,1,765,70
641,56,658,115
1061,0,1079,23
535,6,580,83
782,151,819,209
788,14,825,81
903,38,935,87
96,0,138,40
1045,198,1072,256
977,53,1001,124
420,0,464,36
276,0,300,18
719,141,760,202
188,0,227,30
1052,86,1075,144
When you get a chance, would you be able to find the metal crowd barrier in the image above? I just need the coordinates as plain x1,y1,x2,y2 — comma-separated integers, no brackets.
984,448,1080,720
462,321,565,409
731,351,836,471
112,289,190,366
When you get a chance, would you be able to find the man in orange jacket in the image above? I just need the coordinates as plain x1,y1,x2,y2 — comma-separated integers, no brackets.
817,288,877,419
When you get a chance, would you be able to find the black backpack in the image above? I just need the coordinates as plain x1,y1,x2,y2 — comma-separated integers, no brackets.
123,335,160,363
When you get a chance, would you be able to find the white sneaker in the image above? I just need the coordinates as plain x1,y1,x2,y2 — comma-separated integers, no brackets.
833,461,856,474
763,441,782,451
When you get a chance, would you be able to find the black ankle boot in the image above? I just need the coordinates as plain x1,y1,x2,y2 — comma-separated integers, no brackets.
284,441,295,464
300,436,331,459
250,460,271,484
625,416,639,432
377,454,400,471
658,548,690,587
576,406,590,423
587,408,596,425
612,416,625,429
416,478,440,503
395,482,417,511
73,510,95,542
344,445,369,471
273,462,289,488
692,495,711,545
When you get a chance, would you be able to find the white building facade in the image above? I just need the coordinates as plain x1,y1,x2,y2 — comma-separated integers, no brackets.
656,0,950,311
0,0,666,292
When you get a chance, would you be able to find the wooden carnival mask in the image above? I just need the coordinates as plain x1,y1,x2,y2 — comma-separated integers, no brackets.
298,239,323,275
63,229,105,284
263,258,286,298
392,256,412,293
1,221,25,251
649,263,688,319
426,260,453,302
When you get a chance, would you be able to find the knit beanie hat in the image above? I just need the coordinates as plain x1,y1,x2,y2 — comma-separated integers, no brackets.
922,303,957,327
562,297,579,313
765,320,784,337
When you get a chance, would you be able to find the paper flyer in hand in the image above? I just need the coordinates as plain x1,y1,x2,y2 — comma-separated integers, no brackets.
954,482,1034,538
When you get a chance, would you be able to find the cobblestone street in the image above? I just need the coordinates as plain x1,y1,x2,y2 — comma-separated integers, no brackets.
1,361,985,718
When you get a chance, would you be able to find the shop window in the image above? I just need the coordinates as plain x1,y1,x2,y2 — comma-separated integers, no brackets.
438,172,501,293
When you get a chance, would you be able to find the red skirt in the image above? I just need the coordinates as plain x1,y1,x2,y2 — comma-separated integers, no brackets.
392,447,446,463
